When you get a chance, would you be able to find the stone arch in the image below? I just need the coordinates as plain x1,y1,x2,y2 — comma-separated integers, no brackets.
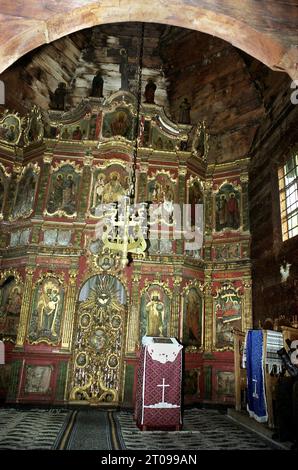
0,1,296,79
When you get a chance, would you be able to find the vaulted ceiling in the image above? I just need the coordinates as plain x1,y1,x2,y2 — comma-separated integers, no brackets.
0,22,292,165
0,0,297,78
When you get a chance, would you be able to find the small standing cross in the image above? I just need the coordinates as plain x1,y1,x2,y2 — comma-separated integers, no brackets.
252,377,259,399
157,378,170,403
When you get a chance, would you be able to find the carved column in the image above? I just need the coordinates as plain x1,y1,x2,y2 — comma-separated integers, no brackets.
126,270,141,354
203,179,213,237
170,275,182,338
242,278,253,332
137,161,148,203
61,270,78,351
34,152,52,216
204,270,213,352
3,163,21,220
177,165,187,255
240,173,249,232
16,267,34,348
77,151,93,219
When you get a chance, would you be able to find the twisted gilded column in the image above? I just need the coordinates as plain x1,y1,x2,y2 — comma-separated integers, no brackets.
61,270,78,351
137,161,148,203
170,275,182,338
78,151,93,219
3,163,22,220
16,267,34,347
203,271,213,352
126,270,141,354
177,165,187,255
34,152,52,216
240,173,249,232
242,278,253,332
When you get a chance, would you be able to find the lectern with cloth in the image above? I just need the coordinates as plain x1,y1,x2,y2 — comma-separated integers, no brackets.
135,336,183,430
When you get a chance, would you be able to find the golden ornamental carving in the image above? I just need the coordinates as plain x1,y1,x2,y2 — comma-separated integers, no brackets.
148,169,177,183
27,271,66,346
0,162,12,178
43,152,53,164
15,161,41,182
182,279,205,295
141,278,172,298
24,105,44,146
213,179,241,193
178,167,187,177
240,173,249,184
49,159,83,175
69,274,127,404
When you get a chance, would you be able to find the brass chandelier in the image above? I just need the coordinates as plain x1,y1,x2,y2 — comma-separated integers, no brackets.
101,23,148,269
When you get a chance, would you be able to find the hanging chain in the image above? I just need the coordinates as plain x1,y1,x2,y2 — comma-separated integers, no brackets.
130,22,145,204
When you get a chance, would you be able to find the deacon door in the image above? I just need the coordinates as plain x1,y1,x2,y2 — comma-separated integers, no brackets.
69,274,127,404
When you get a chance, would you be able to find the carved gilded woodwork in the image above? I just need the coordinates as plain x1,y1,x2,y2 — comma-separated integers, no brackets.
24,106,44,146
0,163,11,221
69,274,127,404
214,181,242,233
0,270,24,343
16,268,34,348
126,271,141,354
27,272,65,345
191,121,209,161
44,161,82,218
10,162,40,221
0,111,24,146
139,279,172,340
88,161,130,218
212,282,244,352
0,95,252,405
61,270,78,350
181,280,204,352
203,276,213,352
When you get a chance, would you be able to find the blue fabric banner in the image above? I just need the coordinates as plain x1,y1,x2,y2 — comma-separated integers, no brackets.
246,329,268,422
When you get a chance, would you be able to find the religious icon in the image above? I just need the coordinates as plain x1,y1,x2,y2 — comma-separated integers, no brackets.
37,280,61,336
102,171,127,203
24,365,52,394
0,278,22,340
189,180,203,227
214,283,242,349
90,167,129,216
145,290,165,337
140,285,170,339
12,168,38,219
0,114,21,144
89,329,106,351
215,184,240,231
217,371,235,396
46,165,79,216
102,107,134,140
72,126,82,140
148,174,176,224
183,287,202,349
28,276,64,344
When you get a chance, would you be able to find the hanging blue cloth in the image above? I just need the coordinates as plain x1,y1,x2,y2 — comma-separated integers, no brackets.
246,329,268,422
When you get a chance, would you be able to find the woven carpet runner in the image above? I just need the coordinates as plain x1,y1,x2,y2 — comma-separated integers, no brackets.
0,407,275,450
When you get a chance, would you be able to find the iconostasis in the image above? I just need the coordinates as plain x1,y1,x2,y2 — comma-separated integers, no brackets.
0,92,251,406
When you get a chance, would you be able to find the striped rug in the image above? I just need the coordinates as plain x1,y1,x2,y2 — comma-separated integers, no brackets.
0,407,278,450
